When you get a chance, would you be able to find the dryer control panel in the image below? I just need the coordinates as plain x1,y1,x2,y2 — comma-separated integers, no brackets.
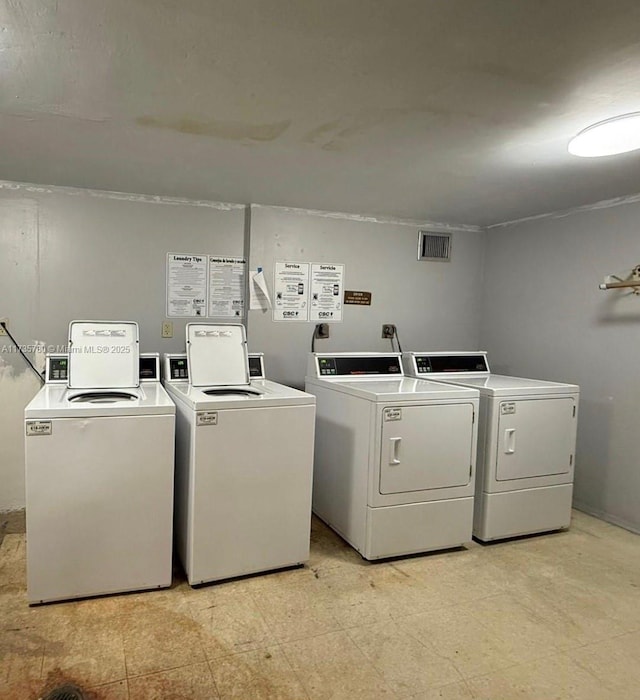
312,354,403,377
404,352,489,375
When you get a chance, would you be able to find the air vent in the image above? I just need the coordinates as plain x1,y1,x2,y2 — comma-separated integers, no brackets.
418,231,451,262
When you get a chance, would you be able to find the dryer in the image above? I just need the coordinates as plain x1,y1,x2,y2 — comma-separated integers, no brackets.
305,353,479,560
24,322,176,604
163,325,315,585
402,351,579,541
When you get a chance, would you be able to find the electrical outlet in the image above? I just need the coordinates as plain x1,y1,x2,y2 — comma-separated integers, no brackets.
381,324,396,339
0,318,8,336
162,321,174,338
315,323,330,339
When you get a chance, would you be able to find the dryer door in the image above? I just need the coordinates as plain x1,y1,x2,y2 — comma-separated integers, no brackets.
495,397,575,481
379,403,474,495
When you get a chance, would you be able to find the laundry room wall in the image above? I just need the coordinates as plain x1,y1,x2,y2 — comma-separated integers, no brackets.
0,181,245,511
247,204,486,388
479,196,640,533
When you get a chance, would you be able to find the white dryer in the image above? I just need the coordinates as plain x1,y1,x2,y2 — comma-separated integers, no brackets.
305,353,479,560
402,352,580,541
24,322,176,604
162,325,315,586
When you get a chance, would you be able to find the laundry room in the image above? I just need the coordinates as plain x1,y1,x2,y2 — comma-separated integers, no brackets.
2,2,640,699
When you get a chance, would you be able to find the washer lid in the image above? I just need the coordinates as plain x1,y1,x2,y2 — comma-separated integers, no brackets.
68,321,139,389
186,323,249,387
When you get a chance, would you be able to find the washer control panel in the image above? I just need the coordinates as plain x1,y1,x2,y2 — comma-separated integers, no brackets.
139,353,160,381
164,354,189,380
45,355,69,383
163,352,265,381
248,353,265,379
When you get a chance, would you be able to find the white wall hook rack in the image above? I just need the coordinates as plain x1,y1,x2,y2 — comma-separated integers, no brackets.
599,265,640,294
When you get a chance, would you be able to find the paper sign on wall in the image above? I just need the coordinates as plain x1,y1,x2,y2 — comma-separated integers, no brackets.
208,256,246,318
273,261,310,321
250,269,272,310
310,263,344,322
166,253,207,317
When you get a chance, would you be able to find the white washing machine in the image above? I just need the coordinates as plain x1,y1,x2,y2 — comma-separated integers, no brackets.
24,322,176,604
305,352,480,560
402,351,580,541
162,324,315,585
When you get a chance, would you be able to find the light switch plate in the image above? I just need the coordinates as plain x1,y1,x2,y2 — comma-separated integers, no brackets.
162,321,173,338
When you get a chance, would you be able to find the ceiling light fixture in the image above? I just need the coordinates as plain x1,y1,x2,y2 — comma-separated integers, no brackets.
568,112,640,157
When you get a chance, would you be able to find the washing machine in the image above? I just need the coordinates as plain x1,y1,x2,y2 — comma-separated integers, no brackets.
162,324,315,585
305,352,479,560
24,322,176,604
402,351,580,541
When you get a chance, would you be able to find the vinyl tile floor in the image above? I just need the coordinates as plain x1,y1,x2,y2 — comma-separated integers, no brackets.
1,510,640,699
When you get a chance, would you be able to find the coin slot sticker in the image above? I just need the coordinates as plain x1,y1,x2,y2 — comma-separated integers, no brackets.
384,408,402,421
196,411,218,426
26,421,52,436
501,402,516,415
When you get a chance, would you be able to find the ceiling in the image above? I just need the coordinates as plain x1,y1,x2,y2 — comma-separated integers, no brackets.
1,0,640,226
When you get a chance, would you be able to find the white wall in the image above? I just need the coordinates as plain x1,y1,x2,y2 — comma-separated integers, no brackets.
480,201,640,533
0,183,245,511
248,205,486,388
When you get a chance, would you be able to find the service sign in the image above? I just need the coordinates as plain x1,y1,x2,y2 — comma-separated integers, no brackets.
310,263,344,322
273,261,310,322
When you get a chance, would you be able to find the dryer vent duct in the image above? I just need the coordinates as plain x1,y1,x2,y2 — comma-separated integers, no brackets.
417,231,451,262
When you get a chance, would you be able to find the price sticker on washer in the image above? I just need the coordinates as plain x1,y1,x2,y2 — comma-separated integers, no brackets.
384,408,402,421
196,411,218,426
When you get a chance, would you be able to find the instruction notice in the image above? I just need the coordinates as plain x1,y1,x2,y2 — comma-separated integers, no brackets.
208,256,246,318
310,263,344,322
273,261,310,321
166,254,207,317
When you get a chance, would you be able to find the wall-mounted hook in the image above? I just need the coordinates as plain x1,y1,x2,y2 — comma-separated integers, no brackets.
599,265,640,295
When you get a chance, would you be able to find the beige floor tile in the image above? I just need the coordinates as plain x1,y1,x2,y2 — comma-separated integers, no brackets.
467,653,612,700
0,605,45,686
210,645,309,699
468,593,566,663
308,517,367,573
42,624,127,688
249,573,342,643
88,679,130,699
123,608,206,677
409,680,474,699
346,620,461,696
128,662,218,700
568,631,640,699
282,630,396,699
317,565,432,628
188,589,276,659
2,509,640,700
397,605,516,679
515,579,628,647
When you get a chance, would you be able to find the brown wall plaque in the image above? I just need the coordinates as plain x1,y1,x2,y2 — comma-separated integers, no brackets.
344,290,372,306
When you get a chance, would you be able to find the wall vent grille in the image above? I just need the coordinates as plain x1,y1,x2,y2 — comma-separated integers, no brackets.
418,231,451,262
